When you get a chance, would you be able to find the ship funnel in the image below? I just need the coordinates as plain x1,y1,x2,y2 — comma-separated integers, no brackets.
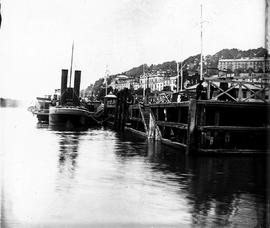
73,70,81,105
60,69,68,105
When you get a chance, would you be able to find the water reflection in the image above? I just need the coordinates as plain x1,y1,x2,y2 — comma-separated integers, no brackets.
57,132,80,179
52,127,89,193
113,132,267,227
1,108,268,227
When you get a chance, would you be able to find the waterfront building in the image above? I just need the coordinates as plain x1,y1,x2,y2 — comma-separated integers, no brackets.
164,76,177,92
139,70,178,92
147,73,164,92
109,75,131,91
140,72,161,92
218,57,270,72
132,80,141,91
109,78,117,90
109,70,181,93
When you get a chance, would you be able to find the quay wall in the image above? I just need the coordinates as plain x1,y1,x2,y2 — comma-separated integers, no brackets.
106,91,270,155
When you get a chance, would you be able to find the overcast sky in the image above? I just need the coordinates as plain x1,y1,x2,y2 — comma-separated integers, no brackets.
0,0,266,100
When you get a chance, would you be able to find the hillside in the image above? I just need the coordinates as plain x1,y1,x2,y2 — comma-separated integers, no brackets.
86,47,267,97
122,47,267,78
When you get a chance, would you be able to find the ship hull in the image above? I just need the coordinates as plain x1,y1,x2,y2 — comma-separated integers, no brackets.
49,106,98,127
36,112,49,123
32,109,50,123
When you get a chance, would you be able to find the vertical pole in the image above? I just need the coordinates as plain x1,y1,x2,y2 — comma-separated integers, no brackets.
143,64,145,102
238,82,243,101
146,72,149,104
200,5,203,80
176,61,179,92
265,0,269,54
180,62,183,91
105,65,108,96
69,41,74,88
186,99,198,154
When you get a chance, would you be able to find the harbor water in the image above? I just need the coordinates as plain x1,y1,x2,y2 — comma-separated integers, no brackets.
0,107,268,227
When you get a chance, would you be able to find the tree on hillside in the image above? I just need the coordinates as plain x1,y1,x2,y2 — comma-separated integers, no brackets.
92,78,104,96
163,86,171,91
88,47,268,96
135,88,143,96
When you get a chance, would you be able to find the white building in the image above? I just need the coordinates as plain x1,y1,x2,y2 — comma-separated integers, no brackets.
140,71,167,92
164,76,177,92
109,71,178,93
218,57,270,72
109,75,135,91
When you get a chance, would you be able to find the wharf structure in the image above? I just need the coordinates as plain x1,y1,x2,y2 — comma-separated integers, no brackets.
106,76,270,155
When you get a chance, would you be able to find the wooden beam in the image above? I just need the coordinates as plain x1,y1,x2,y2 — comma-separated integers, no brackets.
156,121,188,129
199,126,270,131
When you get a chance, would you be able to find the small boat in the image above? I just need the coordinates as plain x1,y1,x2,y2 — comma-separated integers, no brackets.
32,96,51,123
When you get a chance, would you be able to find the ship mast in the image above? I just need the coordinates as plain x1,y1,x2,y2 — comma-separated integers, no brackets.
69,41,74,87
105,65,109,96
200,4,203,80
143,64,145,99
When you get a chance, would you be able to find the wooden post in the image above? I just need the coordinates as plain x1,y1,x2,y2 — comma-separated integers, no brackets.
156,108,159,121
207,81,211,100
148,109,161,140
138,103,148,133
120,90,126,131
238,82,243,101
113,92,120,130
186,99,198,154
122,89,129,131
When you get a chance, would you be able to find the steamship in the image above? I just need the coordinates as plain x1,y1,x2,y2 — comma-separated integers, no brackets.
49,69,96,127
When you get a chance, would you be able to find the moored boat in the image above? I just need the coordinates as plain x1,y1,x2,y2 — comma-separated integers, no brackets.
49,44,101,128
49,105,96,127
32,96,51,123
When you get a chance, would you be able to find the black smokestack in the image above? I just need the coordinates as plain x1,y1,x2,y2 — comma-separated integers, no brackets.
73,70,81,106
60,69,68,105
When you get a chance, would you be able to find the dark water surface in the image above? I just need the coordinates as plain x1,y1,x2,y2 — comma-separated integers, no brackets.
0,107,269,227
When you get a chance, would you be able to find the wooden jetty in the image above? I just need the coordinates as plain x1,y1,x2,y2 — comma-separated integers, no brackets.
106,76,270,155
127,103,150,138
147,100,269,155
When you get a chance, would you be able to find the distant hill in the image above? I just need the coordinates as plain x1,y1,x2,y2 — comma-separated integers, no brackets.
87,47,268,97
0,98,20,107
182,47,268,75
122,47,268,78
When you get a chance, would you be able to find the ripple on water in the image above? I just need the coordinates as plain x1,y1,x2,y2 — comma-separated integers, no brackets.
0,108,267,227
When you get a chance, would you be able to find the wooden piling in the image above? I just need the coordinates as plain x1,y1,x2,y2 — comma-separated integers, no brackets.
186,99,198,154
113,89,130,131
148,109,162,140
